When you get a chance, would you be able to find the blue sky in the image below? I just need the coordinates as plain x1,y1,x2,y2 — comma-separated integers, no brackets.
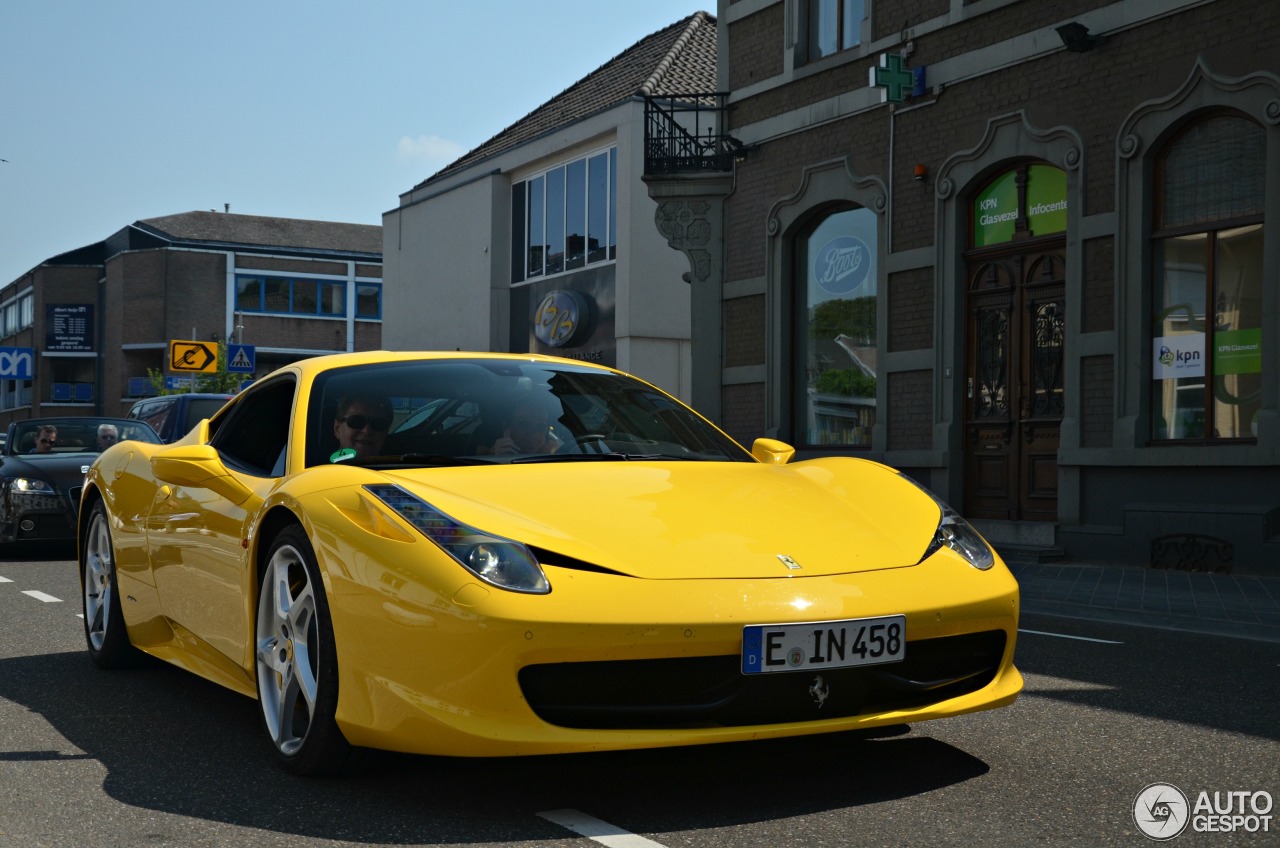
0,1,711,285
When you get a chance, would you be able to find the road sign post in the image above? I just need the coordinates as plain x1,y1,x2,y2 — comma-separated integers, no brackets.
226,343,256,374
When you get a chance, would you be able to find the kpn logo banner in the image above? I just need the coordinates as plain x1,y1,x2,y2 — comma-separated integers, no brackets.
1153,334,1205,379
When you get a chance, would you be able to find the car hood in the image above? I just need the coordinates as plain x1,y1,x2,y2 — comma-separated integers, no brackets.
375,457,941,579
0,453,97,489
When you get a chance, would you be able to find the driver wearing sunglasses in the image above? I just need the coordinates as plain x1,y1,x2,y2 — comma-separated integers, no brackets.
333,394,392,459
31,424,58,454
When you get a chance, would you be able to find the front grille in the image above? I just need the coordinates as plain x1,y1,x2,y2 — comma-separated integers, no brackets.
18,512,76,540
518,630,1007,730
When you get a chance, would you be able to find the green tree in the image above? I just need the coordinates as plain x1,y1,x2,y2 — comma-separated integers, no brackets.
810,296,876,343
816,368,876,398
146,345,243,396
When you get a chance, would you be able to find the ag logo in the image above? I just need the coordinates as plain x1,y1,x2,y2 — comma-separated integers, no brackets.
1134,782,1190,840
534,290,593,348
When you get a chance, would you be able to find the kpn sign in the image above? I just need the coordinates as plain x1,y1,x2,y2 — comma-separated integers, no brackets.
0,347,35,380
973,165,1067,248
1153,329,1262,380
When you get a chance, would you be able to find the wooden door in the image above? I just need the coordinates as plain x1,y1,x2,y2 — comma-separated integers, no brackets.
964,247,1064,520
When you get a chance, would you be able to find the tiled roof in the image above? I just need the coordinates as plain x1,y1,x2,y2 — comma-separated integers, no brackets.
418,10,717,188
136,211,382,256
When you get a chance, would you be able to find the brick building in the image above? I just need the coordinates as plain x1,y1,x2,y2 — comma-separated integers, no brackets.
0,211,382,428
647,0,1279,573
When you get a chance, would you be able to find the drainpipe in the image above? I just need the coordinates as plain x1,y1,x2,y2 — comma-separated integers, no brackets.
95,274,105,415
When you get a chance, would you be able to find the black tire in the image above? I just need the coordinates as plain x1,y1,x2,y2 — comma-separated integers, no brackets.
80,499,140,668
254,524,353,776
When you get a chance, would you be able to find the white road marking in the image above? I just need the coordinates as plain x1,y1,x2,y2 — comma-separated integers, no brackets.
22,590,63,603
538,809,670,848
1019,627,1122,645
0,574,12,582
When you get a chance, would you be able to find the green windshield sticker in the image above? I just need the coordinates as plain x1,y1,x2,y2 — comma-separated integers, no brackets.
330,447,357,463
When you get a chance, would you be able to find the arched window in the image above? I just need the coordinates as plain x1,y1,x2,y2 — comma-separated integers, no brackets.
792,206,878,447
1151,113,1265,441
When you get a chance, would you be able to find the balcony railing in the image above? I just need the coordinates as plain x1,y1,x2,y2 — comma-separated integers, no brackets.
644,93,742,175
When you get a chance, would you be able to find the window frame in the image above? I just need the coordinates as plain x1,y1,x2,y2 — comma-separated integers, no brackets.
790,203,879,449
1148,111,1265,445
511,145,618,285
234,274,382,320
800,0,868,66
209,376,296,477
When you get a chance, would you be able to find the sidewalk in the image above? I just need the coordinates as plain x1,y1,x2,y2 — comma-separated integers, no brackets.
1009,561,1280,643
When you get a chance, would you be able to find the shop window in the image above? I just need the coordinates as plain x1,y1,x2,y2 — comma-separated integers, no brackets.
511,146,617,283
1150,113,1264,442
793,206,878,447
801,0,866,64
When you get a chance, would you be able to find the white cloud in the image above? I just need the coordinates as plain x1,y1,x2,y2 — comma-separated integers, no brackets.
396,135,467,164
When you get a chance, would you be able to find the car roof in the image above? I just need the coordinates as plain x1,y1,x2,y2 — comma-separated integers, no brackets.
260,350,621,384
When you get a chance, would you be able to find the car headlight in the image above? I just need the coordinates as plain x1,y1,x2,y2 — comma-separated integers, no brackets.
924,503,996,570
905,479,995,570
364,484,550,594
9,477,56,494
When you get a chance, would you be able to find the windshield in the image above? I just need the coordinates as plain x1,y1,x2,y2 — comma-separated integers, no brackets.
306,359,751,468
8,418,162,456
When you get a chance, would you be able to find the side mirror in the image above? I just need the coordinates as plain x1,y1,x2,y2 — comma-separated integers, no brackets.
751,438,796,465
150,443,253,505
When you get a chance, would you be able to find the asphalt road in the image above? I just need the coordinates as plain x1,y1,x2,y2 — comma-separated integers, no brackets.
1,549,1277,848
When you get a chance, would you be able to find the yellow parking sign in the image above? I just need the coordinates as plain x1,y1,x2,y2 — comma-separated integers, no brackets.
170,340,218,373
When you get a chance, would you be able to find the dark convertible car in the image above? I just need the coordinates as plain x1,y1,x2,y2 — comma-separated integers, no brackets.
1,417,162,548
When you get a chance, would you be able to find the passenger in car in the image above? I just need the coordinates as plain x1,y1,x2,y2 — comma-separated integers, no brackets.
479,396,561,456
96,423,119,451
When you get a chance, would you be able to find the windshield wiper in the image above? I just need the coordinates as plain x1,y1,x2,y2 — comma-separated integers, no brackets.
510,452,688,464
344,453,494,468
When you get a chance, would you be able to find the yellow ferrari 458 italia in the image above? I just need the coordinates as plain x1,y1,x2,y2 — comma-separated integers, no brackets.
79,351,1021,775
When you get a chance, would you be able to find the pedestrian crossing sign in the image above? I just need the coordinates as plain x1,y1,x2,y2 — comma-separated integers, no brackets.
227,343,256,374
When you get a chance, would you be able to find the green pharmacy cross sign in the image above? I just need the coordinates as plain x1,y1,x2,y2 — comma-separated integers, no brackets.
869,53,921,103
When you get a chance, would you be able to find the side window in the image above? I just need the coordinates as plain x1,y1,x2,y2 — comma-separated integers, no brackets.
210,378,296,477
135,399,173,440
183,397,231,434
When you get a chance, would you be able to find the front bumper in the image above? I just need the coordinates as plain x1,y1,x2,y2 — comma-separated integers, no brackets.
0,490,77,544
323,546,1023,758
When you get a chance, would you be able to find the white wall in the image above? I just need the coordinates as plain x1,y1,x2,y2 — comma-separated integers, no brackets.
383,101,694,401
382,176,504,353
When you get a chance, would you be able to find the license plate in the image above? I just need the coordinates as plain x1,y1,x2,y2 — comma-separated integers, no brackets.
741,615,905,675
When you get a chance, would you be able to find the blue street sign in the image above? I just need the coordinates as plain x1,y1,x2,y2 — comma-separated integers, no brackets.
227,343,256,374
